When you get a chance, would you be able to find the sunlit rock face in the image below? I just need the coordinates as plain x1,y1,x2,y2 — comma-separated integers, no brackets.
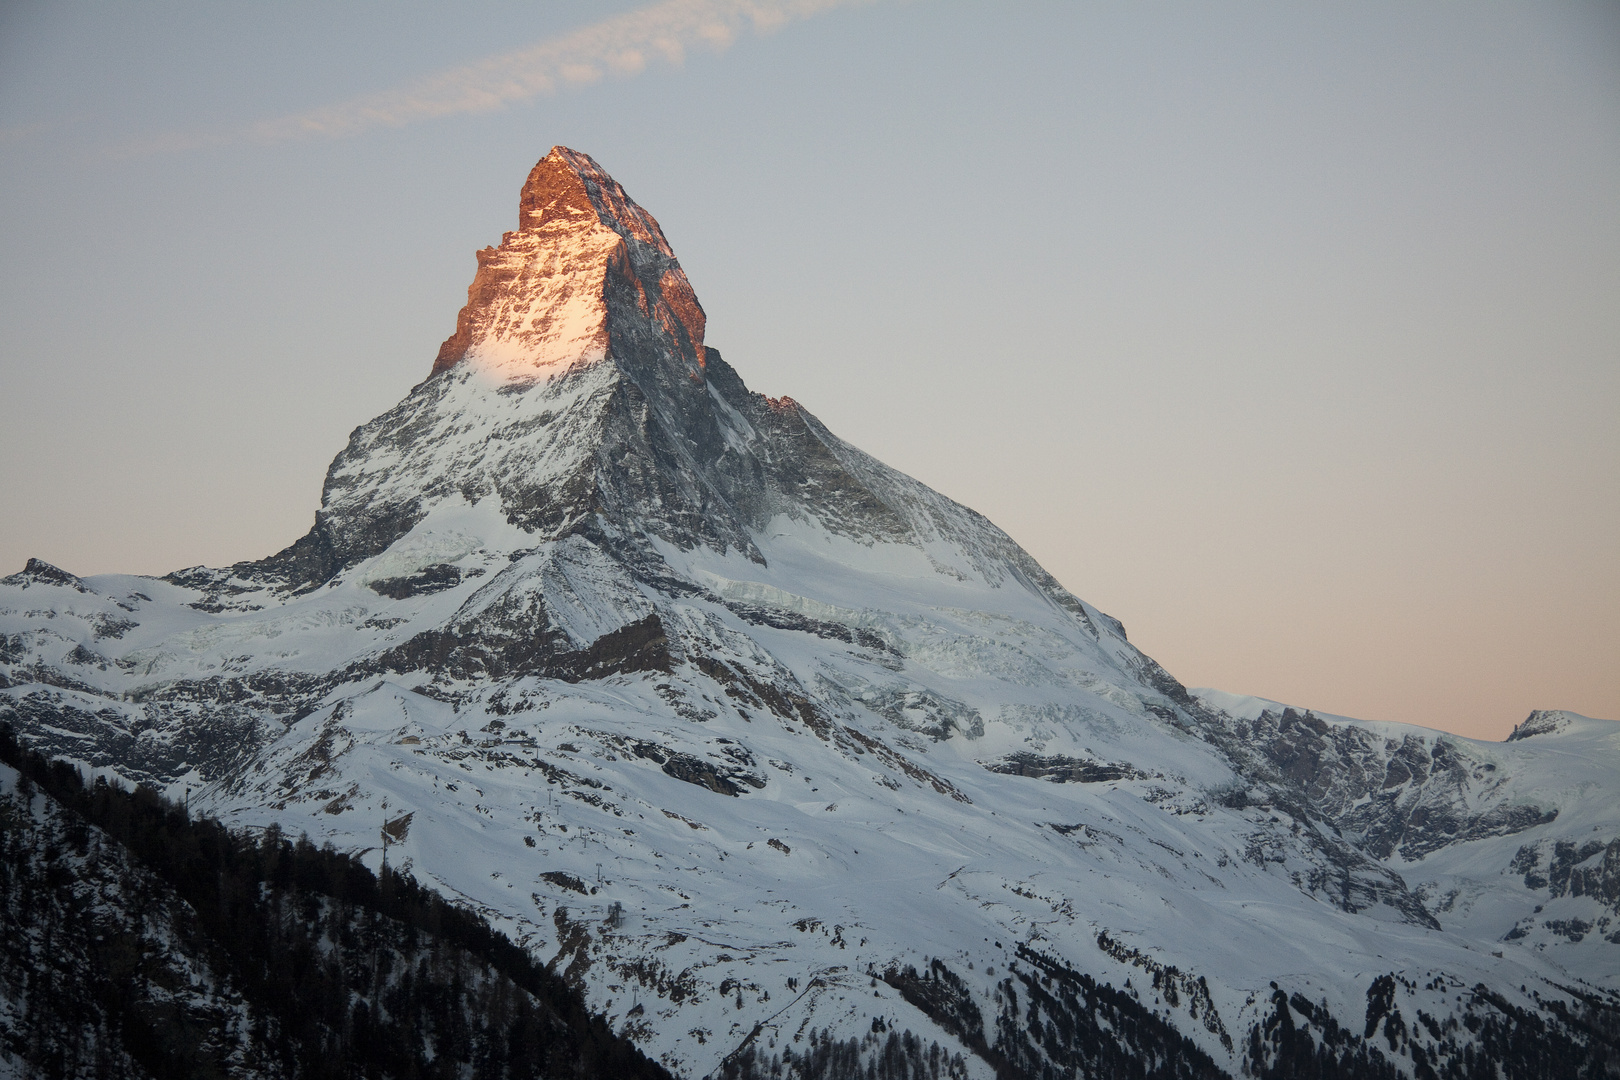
3,148,1618,1080
431,146,706,383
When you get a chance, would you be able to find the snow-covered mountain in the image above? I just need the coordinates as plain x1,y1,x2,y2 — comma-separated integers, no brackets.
4,147,1616,1079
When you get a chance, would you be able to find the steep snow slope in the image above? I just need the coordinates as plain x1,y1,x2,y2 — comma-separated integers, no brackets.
3,148,1615,1079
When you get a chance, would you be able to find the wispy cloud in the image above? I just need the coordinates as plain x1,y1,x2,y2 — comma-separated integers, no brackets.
127,0,870,154
0,118,67,148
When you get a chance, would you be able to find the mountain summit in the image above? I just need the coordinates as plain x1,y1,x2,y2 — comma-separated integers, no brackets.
252,146,1085,619
430,147,706,381
3,150,1617,1080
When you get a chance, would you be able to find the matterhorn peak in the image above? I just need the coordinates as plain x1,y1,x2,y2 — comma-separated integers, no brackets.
516,147,677,256
431,146,706,380
5,143,1618,1080
226,147,1114,598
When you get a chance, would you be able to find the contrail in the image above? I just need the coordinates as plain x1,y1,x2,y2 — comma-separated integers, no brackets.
245,0,872,143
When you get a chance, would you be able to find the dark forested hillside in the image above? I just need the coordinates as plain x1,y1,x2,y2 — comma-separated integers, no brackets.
0,723,673,1080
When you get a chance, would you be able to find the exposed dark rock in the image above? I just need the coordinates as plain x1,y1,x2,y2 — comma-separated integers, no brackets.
856,685,982,741
542,870,590,895
983,752,1149,784
1206,706,1557,862
1508,710,1574,742
724,601,894,654
692,653,830,734
89,613,137,639
0,686,296,790
367,562,464,598
1,557,87,591
660,754,746,797
621,736,764,796
374,609,669,684
1513,837,1620,915
562,615,672,681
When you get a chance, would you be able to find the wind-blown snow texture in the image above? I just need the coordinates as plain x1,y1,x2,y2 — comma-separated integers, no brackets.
4,148,1617,1078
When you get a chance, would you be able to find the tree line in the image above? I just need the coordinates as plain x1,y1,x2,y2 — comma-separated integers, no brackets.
0,721,672,1080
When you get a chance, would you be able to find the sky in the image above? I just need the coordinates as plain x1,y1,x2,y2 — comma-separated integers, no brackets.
1,1,1616,740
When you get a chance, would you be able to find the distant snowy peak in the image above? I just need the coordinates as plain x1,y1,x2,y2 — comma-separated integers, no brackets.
430,146,705,382
1193,688,1612,746
1,557,89,593
1188,688,1616,864
1506,708,1594,741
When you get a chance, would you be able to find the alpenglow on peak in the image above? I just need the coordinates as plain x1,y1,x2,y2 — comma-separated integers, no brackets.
430,146,706,381
2,144,1617,1080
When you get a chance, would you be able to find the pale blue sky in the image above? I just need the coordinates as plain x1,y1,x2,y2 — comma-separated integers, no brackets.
2,1,1617,737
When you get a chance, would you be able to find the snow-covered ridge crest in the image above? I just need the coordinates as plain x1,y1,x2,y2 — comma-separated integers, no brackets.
430,145,705,382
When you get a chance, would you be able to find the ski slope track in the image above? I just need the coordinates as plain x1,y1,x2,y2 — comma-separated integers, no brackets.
5,148,1617,1079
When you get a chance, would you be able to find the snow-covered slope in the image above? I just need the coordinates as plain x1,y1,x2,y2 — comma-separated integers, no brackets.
4,148,1615,1079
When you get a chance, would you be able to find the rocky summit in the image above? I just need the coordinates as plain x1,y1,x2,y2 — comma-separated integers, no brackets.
3,148,1617,1079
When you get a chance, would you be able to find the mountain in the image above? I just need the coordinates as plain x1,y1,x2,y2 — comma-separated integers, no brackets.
3,147,1617,1079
